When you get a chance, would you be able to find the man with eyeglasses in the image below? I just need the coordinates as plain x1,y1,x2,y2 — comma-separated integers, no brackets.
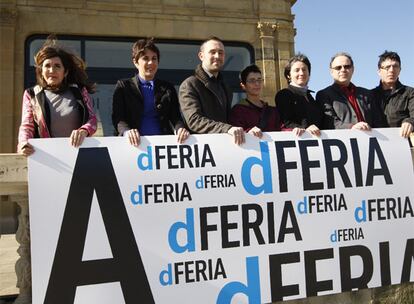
316,52,379,130
179,36,245,145
229,64,282,138
371,51,414,138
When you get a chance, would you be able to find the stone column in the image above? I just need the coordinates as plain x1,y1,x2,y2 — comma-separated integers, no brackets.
11,195,31,304
0,3,17,153
274,22,296,92
257,21,278,105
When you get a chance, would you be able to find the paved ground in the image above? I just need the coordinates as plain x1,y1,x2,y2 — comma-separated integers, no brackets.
0,234,19,298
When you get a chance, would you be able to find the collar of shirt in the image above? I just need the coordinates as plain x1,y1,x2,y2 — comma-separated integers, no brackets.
339,83,356,97
379,79,403,95
137,75,154,88
288,84,310,96
201,65,216,79
289,82,309,91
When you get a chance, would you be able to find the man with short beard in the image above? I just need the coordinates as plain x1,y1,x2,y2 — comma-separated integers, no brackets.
179,36,245,145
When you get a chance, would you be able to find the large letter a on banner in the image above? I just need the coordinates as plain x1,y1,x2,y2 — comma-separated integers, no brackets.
44,148,154,304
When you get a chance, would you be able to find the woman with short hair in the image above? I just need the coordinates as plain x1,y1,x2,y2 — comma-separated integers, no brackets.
112,38,189,146
275,54,324,136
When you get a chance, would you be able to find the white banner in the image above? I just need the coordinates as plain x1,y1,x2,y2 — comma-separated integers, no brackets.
28,128,414,304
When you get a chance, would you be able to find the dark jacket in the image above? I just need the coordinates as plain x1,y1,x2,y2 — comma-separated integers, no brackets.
275,85,324,129
316,83,380,129
179,64,233,134
371,80,414,128
112,76,184,135
229,98,282,132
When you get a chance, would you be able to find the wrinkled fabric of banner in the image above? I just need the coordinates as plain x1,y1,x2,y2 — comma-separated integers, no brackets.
28,128,414,304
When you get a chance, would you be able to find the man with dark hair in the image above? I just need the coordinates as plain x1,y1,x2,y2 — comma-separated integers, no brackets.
372,50,414,138
229,64,282,137
179,36,245,145
316,52,379,130
239,64,261,84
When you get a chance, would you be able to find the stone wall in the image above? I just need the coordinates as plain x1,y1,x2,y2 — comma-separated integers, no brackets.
0,0,297,152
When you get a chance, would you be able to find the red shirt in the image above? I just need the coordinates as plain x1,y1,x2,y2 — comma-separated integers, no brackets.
340,84,365,123
229,98,283,132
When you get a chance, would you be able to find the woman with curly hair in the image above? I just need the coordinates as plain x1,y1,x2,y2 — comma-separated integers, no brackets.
17,36,97,155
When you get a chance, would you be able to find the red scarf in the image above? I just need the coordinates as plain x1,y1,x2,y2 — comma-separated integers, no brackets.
340,84,365,122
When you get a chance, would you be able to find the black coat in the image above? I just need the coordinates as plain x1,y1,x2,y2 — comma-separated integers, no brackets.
275,85,324,129
371,80,414,128
112,76,185,135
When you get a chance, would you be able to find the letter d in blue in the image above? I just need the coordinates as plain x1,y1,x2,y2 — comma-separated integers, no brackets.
297,197,308,214
195,176,204,189
168,208,195,253
216,256,261,304
130,185,143,205
354,200,366,223
137,146,153,170
159,263,173,286
241,141,272,195
330,230,337,243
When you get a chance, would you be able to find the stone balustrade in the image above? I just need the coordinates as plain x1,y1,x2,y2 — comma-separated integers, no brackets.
0,154,31,303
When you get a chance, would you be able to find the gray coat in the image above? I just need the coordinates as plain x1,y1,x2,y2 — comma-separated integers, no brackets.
316,83,379,129
179,64,233,134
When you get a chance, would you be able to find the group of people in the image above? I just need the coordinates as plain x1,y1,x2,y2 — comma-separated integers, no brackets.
17,36,414,155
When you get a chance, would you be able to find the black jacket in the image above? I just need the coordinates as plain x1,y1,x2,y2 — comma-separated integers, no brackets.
316,83,380,129
371,80,414,128
112,76,185,135
275,85,324,129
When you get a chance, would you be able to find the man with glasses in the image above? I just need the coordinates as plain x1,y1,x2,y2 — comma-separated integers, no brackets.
371,51,414,138
179,36,245,145
316,52,378,130
229,64,282,137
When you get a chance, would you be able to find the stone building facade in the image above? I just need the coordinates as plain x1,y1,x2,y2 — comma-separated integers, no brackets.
0,0,297,153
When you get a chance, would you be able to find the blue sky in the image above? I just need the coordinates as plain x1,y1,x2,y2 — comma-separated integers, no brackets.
292,0,414,91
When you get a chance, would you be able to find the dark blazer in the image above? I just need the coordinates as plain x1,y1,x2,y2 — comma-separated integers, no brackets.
179,64,233,134
316,83,380,129
275,85,324,129
112,76,185,135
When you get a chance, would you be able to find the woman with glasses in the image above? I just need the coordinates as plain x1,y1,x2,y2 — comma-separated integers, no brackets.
112,38,189,146
275,53,324,136
229,64,282,138
18,36,97,156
